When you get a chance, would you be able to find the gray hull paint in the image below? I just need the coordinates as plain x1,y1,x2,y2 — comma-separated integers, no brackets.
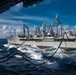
7,36,76,50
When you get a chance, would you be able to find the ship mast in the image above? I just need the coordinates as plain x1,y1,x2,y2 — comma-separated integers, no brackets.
49,24,54,36
56,16,62,37
42,23,46,37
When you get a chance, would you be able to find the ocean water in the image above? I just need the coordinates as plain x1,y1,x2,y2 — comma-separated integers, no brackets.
0,39,76,75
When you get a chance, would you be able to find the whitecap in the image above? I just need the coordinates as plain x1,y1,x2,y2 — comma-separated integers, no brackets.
43,61,59,69
29,59,59,69
31,44,38,48
31,52,42,60
8,44,16,49
15,55,22,58
4,43,17,49
31,44,39,49
53,48,69,59
0,49,2,51
4,43,10,47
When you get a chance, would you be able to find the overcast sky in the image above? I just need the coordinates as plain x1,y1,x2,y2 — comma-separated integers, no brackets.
0,0,76,38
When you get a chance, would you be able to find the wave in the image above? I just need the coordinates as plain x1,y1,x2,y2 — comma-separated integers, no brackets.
1,43,76,70
4,43,17,48
0,49,2,51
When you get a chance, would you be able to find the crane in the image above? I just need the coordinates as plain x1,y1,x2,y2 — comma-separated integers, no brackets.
56,15,62,24
35,26,41,35
23,24,29,37
56,16,62,36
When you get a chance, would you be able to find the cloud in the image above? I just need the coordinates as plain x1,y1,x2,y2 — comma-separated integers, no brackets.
0,25,23,38
0,18,30,26
14,15,55,24
62,25,70,32
2,25,9,31
62,25,76,34
16,28,23,33
75,26,76,29
0,19,20,25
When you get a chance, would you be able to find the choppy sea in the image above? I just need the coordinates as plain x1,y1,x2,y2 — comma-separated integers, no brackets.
0,39,76,75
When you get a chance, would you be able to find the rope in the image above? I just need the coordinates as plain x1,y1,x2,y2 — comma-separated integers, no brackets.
0,50,59,75
0,32,70,74
64,32,70,48
0,35,64,65
0,49,17,59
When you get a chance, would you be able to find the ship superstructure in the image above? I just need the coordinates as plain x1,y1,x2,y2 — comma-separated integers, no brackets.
6,16,76,50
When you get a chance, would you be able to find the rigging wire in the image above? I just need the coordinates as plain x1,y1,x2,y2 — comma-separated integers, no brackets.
0,49,59,74
0,33,67,64
0,32,69,74
0,39,63,65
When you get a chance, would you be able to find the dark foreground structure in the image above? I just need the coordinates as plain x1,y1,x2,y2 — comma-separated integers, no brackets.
0,0,43,13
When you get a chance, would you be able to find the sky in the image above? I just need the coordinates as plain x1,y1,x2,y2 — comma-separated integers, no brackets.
0,0,76,38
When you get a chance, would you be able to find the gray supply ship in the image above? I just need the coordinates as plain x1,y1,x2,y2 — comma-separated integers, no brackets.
6,16,76,50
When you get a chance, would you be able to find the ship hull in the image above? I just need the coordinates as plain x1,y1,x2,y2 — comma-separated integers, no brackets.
7,36,76,50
